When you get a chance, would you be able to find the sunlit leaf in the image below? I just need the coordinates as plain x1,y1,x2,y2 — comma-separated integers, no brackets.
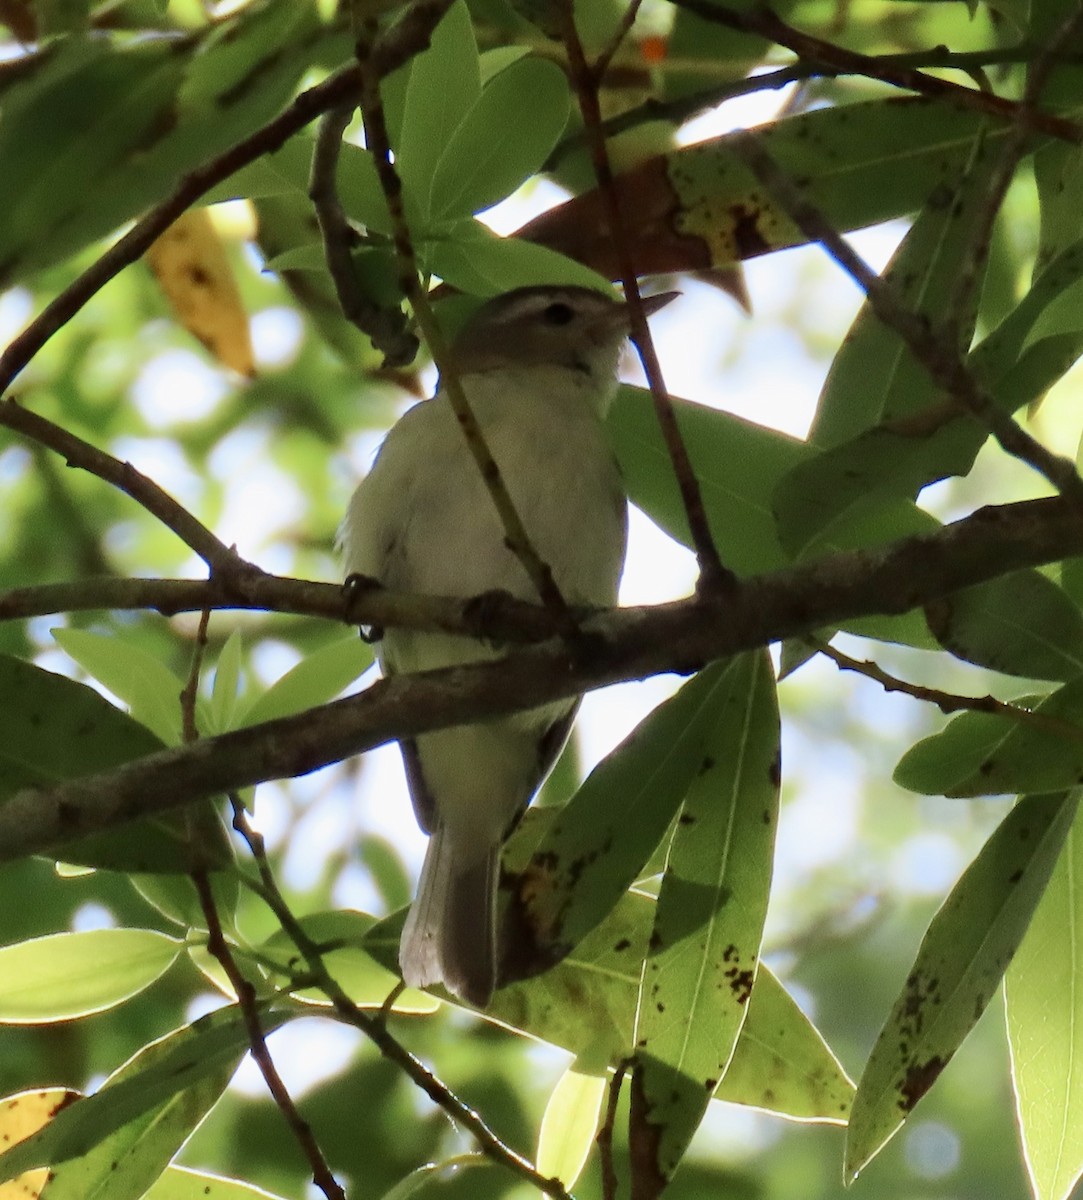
633,651,780,1183
144,1166,295,1199
240,635,372,727
507,660,745,974
895,679,1083,798
846,793,1078,1179
1007,807,1083,1200
0,1088,79,1200
0,1005,285,1183
0,929,180,1024
536,1060,607,1189
51,628,184,746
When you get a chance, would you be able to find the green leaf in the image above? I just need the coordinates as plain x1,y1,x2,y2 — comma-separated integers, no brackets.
0,653,162,793
0,654,225,873
132,860,241,931
336,140,394,236
0,5,319,284
18,1019,240,1200
810,130,992,452
717,963,853,1124
669,96,1025,268
259,911,437,1014
845,792,1078,1179
209,630,245,735
176,0,315,114
925,570,1083,681
772,130,995,556
478,45,532,83
771,232,1083,565
633,651,780,1183
536,1060,607,1189
367,891,853,1121
1021,273,1083,350
507,660,746,970
0,1004,284,1183
424,219,610,295
0,39,183,284
241,635,372,727
144,1166,295,1200
611,385,938,651
376,1161,489,1200
1035,149,1083,275
894,679,1083,798
609,386,805,577
0,928,180,1024
1007,806,1083,1200
396,0,481,221
52,628,183,745
428,57,569,221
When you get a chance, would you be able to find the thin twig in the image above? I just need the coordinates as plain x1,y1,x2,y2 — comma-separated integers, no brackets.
228,801,574,1200
354,20,579,634
178,620,345,1200
597,1058,631,1200
309,103,419,366
548,41,1078,167
664,0,1083,145
0,398,248,575
945,7,1083,339
811,637,1083,741
728,132,1083,505
191,865,347,1200
592,0,646,85
557,0,732,596
179,608,212,744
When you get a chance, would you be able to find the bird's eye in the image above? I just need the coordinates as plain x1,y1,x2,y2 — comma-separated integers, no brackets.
542,301,575,325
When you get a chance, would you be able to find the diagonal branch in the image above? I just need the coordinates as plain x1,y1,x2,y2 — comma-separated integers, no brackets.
663,0,1083,145
548,42,1083,168
728,132,1083,505
556,0,732,596
354,16,579,634
0,398,247,576
230,802,573,1200
309,103,420,366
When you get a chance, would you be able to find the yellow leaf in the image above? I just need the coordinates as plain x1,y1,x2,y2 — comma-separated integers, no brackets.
0,1087,80,1199
145,208,254,377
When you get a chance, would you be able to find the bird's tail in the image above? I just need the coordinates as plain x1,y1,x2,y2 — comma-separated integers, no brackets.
399,825,499,1008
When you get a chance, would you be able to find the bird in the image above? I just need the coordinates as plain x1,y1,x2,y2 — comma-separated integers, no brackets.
340,284,676,1006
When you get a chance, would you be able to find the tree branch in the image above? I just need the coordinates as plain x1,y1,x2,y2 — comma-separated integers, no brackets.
0,399,248,576
663,0,1083,146
0,572,570,642
5,495,1083,862
355,14,580,635
547,42,1083,168
811,638,1083,740
230,802,573,1200
729,132,1083,504
557,0,732,595
309,102,419,366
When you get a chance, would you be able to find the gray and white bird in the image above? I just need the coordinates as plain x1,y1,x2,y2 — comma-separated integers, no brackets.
340,284,675,1006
